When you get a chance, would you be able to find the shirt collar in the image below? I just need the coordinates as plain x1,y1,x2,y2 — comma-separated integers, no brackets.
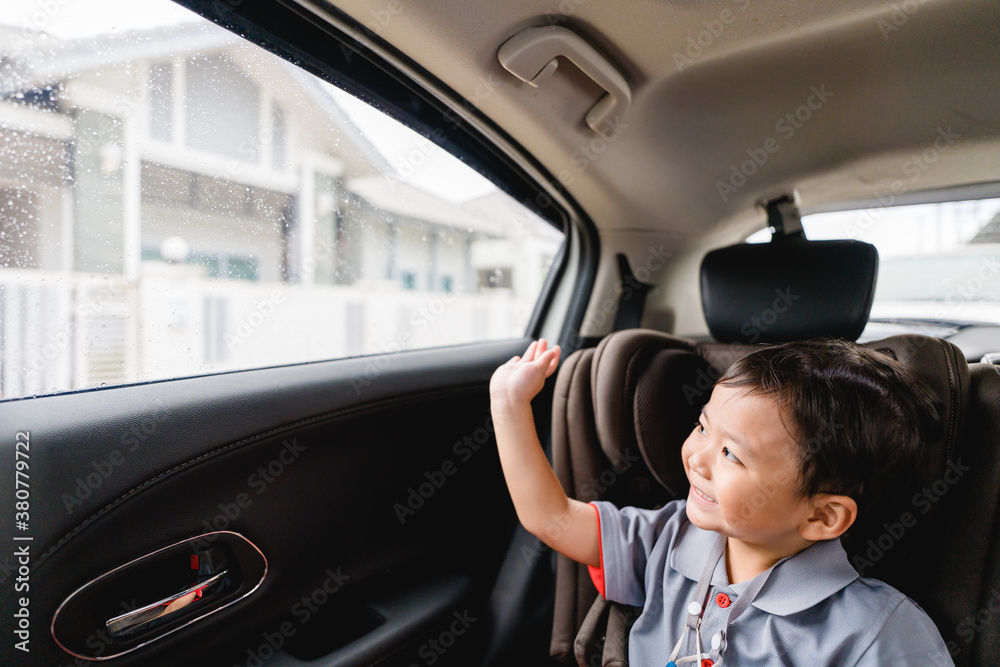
669,508,859,617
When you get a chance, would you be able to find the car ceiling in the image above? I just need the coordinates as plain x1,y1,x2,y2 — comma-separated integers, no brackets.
307,0,1000,245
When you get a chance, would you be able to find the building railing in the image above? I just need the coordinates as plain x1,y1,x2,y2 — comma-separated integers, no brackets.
0,265,535,399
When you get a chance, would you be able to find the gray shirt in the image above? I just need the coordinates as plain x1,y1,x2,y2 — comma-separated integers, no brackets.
591,499,953,666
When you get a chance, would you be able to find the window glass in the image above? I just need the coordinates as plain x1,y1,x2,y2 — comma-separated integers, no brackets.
0,0,563,399
747,198,1000,336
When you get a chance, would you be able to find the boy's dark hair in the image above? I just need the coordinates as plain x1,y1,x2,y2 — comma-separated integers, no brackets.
716,339,943,516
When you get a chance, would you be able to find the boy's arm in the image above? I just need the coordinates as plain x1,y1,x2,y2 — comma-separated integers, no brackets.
490,339,600,568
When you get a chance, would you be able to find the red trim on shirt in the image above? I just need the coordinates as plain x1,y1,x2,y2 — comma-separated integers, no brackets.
587,502,606,598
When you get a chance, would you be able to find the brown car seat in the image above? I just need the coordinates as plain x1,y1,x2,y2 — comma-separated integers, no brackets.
549,237,992,666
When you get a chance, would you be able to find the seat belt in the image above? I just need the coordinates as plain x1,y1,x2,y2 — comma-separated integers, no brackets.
612,252,654,331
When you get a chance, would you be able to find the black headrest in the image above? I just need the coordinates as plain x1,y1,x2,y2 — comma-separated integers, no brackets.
700,239,878,343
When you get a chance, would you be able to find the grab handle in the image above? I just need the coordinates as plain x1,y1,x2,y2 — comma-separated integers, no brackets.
498,26,630,134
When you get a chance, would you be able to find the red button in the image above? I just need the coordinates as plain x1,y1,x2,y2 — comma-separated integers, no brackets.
716,593,731,608
701,659,714,667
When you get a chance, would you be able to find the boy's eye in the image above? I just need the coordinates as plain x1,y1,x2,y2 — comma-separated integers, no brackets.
722,447,741,464
694,420,706,436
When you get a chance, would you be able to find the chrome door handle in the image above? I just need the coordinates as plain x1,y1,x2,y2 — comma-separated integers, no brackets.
106,570,228,637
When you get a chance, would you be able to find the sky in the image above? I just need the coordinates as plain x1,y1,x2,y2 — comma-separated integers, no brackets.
1,0,199,39
326,87,497,204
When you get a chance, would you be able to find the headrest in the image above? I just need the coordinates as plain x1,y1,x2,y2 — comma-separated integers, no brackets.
858,334,969,486
700,239,879,343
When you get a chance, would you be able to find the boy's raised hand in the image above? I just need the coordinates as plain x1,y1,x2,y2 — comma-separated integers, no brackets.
490,339,561,405
489,338,599,568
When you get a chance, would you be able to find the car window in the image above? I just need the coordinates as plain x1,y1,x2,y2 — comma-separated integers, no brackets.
747,197,1000,338
0,0,563,399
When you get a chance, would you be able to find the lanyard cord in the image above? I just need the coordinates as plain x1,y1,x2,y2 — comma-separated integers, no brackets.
724,563,774,625
667,535,781,666
667,534,726,664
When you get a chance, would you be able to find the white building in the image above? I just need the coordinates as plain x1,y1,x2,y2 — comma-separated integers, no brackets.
0,23,562,397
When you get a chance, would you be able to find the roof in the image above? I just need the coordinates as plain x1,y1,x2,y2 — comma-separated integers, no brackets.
0,22,390,174
348,174,506,237
0,23,237,94
461,190,564,242
970,213,1000,245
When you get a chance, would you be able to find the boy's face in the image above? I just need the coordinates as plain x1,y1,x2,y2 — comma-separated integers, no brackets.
681,383,815,552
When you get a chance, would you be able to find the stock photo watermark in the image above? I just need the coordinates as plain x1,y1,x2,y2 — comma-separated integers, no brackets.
680,288,800,405
11,430,33,654
844,126,960,239
571,244,671,339
335,0,413,64
60,400,170,514
238,565,351,667
393,416,494,524
522,450,640,565
557,116,630,188
672,0,752,72
225,290,286,352
350,290,460,394
933,253,1000,322
190,438,307,549
877,0,932,40
409,610,478,666
55,597,144,665
851,458,970,575
19,274,131,383
948,589,1000,658
716,84,834,202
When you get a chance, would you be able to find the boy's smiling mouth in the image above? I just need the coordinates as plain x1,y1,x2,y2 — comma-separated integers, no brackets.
691,485,718,506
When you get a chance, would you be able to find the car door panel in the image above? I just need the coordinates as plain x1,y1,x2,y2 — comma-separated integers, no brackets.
0,338,530,666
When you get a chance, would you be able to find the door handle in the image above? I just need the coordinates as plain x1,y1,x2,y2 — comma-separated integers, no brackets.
106,570,228,637
53,532,267,661
498,25,631,134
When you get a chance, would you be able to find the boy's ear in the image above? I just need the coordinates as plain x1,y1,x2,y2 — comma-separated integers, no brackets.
800,494,857,541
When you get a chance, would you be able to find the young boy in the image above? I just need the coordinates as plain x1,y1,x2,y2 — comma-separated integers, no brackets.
490,338,953,666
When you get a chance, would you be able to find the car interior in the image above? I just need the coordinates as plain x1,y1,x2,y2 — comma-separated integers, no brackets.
1,0,999,666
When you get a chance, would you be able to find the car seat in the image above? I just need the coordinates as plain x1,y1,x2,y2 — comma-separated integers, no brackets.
550,237,994,666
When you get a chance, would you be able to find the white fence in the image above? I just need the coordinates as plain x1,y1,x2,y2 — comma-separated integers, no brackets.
0,265,536,398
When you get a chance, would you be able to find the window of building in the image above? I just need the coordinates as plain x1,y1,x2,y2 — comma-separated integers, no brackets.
272,104,286,171
185,54,259,160
148,63,173,142
478,268,513,290
188,253,260,281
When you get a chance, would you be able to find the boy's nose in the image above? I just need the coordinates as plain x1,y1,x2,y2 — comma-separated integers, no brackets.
687,442,712,479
